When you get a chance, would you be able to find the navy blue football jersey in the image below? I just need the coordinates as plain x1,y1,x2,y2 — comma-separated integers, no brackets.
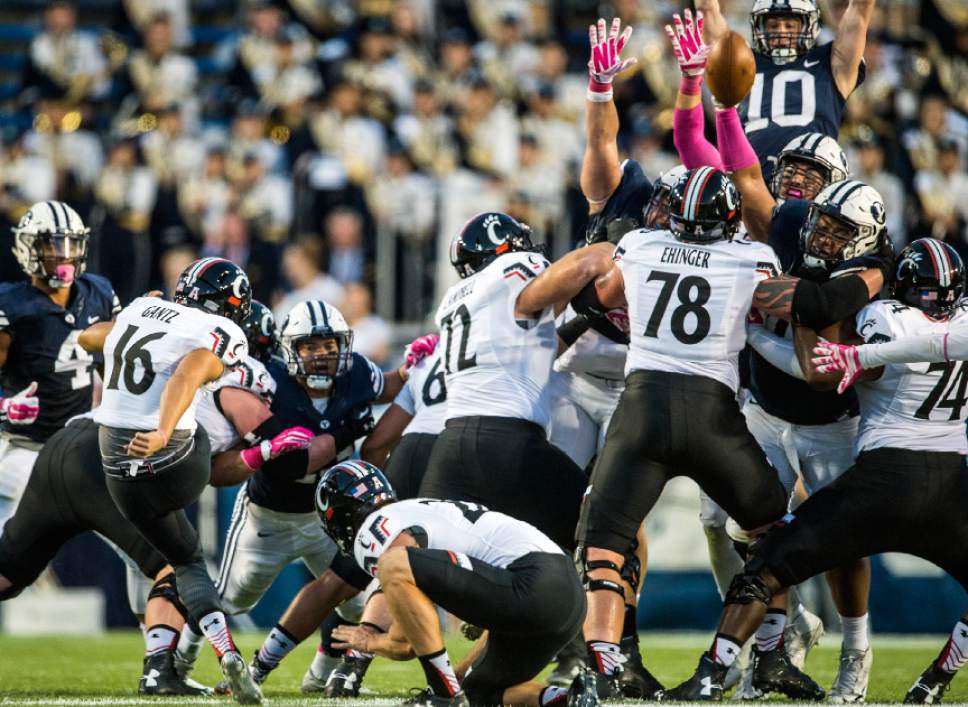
0,275,119,442
748,199,879,424
246,354,385,513
740,42,865,185
585,159,654,244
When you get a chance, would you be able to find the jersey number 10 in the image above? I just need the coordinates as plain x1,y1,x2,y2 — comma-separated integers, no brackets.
745,71,817,133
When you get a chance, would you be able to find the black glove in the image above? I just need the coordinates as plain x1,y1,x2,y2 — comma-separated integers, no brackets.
874,231,896,284
329,405,375,451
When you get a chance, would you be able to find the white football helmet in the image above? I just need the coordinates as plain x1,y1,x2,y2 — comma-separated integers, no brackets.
772,133,849,203
12,200,90,288
644,164,688,229
751,0,821,64
279,300,354,391
800,180,886,271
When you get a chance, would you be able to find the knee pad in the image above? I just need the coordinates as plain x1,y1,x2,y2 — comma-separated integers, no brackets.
147,572,189,620
620,544,641,593
723,565,774,607
577,547,625,598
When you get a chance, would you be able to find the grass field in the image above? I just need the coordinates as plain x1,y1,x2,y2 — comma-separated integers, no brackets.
0,631,964,705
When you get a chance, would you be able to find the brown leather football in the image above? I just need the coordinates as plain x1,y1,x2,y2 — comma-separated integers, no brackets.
706,30,756,107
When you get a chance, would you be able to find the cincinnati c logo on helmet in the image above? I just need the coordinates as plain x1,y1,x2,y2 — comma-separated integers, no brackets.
231,273,247,298
483,213,505,245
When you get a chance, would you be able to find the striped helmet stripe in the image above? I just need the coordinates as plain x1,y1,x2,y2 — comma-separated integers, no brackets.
306,300,318,326
923,238,953,287
46,201,61,230
683,166,715,222
318,301,330,328
185,257,222,284
56,201,71,230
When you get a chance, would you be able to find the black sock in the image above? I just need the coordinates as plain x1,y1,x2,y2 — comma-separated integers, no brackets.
621,604,638,643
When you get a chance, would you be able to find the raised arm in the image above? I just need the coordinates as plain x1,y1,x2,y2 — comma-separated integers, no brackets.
582,18,637,213
831,0,876,98
694,0,729,46
714,106,774,242
666,9,724,171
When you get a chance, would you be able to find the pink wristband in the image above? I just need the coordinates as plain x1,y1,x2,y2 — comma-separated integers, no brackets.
240,444,267,471
673,105,724,170
679,74,703,96
715,107,759,173
587,76,612,93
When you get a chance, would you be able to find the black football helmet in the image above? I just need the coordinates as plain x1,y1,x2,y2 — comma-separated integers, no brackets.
892,239,966,319
449,212,542,278
173,257,252,325
667,167,742,243
242,300,278,362
315,460,397,554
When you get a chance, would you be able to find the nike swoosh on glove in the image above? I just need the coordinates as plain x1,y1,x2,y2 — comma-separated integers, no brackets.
240,426,315,470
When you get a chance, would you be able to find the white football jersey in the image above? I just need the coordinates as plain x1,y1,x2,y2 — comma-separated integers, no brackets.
435,251,557,426
616,230,780,391
197,356,276,454
553,305,627,381
393,351,447,436
353,498,562,577
95,297,248,431
855,300,968,455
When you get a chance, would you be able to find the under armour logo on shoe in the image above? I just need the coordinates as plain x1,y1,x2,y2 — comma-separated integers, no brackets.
142,669,160,688
700,676,714,696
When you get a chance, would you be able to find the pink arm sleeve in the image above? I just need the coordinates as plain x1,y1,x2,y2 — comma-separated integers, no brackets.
673,104,724,170
714,107,759,173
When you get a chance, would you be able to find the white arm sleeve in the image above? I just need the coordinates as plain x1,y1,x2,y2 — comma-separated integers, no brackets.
746,321,805,380
856,329,968,368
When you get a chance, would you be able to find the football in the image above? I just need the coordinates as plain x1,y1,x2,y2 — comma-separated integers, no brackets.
706,30,757,107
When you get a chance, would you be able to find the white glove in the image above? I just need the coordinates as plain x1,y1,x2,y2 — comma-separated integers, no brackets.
587,17,638,101
1,382,39,425
665,9,710,77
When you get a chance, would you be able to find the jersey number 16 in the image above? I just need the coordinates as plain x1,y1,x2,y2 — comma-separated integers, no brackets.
105,324,166,395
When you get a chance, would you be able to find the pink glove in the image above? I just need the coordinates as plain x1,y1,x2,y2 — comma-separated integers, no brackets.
240,426,314,471
665,9,709,77
1,382,39,425
587,17,638,101
405,333,439,369
811,340,864,395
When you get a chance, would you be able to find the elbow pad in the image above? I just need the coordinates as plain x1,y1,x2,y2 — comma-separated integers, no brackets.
261,448,309,482
792,275,869,330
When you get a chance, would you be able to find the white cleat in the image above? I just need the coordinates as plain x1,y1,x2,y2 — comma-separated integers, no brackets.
731,664,765,701
785,609,824,670
301,655,340,693
828,646,872,703
221,650,263,705
725,639,752,692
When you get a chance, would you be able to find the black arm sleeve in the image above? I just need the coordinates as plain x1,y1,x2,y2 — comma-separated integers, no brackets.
261,449,310,482
242,414,287,445
329,552,372,592
571,280,608,319
557,315,592,348
792,274,870,330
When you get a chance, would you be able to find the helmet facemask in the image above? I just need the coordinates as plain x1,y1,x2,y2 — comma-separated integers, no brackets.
643,186,672,230
285,331,354,391
17,230,89,289
752,8,819,64
800,206,868,270
772,156,829,202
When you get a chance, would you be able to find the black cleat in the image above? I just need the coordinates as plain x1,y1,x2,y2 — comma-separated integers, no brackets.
657,653,726,701
324,655,372,697
567,669,601,707
618,634,663,698
587,671,623,700
401,687,470,707
549,655,586,687
139,651,214,696
904,664,955,704
751,645,824,700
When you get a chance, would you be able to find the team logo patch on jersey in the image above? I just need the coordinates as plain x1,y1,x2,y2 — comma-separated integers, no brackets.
367,514,391,543
502,262,537,282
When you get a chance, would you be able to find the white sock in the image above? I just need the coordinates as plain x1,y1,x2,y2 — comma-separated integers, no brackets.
711,634,742,667
198,610,235,658
586,641,625,676
310,644,337,678
540,686,569,705
840,614,869,652
174,624,204,667
938,620,968,673
256,624,298,669
145,625,178,657
755,609,787,652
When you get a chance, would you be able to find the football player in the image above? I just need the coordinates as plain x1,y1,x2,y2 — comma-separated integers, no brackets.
80,257,262,705
316,461,595,707
695,0,875,183
0,415,209,696
176,298,405,691
0,201,119,528
662,239,968,702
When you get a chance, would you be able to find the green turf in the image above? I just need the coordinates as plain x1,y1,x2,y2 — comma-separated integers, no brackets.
0,631,964,705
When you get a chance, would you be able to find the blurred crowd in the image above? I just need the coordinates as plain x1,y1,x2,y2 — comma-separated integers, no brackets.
0,0,967,354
